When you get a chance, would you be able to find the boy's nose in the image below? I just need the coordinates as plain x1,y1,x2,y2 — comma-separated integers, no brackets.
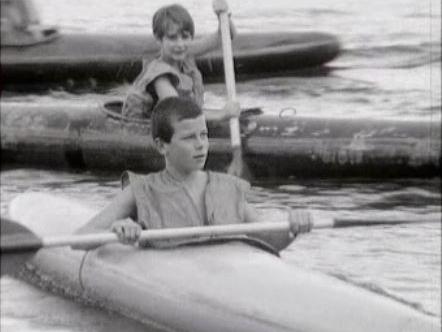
194,137,206,149
195,138,203,149
176,36,185,46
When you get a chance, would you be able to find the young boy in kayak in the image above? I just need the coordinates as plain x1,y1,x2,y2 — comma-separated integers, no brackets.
74,97,312,251
122,0,240,121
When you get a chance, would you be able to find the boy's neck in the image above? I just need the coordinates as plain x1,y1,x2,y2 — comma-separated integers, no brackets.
165,165,201,184
160,54,183,69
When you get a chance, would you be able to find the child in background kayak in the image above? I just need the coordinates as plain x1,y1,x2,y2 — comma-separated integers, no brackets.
122,0,240,121
73,97,312,251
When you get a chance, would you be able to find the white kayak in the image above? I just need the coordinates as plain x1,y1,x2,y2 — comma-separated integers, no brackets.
9,192,439,332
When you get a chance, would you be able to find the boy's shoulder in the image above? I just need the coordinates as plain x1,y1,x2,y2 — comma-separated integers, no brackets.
142,57,169,68
208,171,250,191
142,56,196,72
121,170,163,189
137,58,181,87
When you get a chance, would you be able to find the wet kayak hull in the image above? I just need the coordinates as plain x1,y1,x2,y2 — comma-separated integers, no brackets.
1,101,440,178
8,192,440,332
1,32,340,90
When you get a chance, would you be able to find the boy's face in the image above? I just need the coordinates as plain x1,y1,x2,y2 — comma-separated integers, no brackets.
160,22,192,63
159,114,209,174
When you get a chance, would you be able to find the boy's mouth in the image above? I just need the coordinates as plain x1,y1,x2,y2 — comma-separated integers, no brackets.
173,50,186,56
194,154,206,160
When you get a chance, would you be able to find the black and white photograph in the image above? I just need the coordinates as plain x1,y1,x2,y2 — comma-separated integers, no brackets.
1,0,440,331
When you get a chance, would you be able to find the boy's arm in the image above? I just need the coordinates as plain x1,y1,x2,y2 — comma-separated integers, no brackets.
204,100,240,121
72,186,137,250
153,76,179,100
190,18,236,56
243,203,293,252
189,0,237,56
153,76,240,122
244,203,312,252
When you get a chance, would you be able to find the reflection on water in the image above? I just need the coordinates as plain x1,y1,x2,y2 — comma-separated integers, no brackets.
0,169,440,331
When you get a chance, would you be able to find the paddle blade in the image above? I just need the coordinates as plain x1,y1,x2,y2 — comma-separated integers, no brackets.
1,217,42,276
1,217,43,253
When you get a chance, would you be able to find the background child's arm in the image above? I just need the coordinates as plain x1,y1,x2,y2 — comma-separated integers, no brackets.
72,187,137,250
204,100,240,121
153,76,239,122
189,0,237,56
153,76,179,100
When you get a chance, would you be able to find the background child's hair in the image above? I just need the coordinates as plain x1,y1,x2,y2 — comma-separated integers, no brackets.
152,4,195,40
151,97,203,142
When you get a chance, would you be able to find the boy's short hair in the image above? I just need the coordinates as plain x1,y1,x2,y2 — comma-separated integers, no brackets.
152,4,195,40
151,97,203,143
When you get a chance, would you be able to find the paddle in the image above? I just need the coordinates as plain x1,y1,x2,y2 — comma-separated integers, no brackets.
2,215,439,254
219,10,251,179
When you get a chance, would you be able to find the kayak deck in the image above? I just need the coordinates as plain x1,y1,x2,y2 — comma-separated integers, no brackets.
7,192,441,332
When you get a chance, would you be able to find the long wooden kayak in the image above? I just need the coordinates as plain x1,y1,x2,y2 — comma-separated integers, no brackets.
7,192,440,332
1,100,440,178
1,30,340,90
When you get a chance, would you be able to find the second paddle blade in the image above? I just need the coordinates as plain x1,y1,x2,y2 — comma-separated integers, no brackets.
1,217,43,253
1,217,43,276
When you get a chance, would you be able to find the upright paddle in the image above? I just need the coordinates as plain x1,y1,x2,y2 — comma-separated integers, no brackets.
219,10,251,179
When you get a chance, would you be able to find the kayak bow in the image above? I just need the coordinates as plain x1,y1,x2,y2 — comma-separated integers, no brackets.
3,192,440,332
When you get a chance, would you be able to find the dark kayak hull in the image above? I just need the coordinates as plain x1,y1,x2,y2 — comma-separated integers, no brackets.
1,32,340,90
1,100,440,178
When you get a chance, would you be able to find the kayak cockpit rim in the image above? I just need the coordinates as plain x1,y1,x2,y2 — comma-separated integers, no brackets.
172,235,281,257
100,99,265,125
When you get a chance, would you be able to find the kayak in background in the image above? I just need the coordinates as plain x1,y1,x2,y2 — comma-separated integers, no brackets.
1,100,440,178
1,0,340,92
1,30,340,91
7,192,440,332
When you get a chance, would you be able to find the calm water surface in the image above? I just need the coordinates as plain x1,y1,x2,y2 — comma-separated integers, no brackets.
1,0,441,330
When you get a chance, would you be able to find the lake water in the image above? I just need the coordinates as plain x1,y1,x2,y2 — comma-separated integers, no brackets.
1,0,441,330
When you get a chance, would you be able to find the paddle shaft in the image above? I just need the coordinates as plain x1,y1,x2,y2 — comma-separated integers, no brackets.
219,11,241,150
1,220,292,252
313,216,440,229
2,216,439,253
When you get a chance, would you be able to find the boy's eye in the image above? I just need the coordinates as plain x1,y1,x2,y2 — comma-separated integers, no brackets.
200,132,208,139
166,33,178,41
166,31,191,41
181,31,192,40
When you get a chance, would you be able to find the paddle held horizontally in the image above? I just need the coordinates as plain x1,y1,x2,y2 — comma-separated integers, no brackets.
1,215,439,254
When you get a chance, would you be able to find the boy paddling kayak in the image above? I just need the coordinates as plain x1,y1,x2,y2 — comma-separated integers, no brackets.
122,0,239,122
3,192,439,332
73,97,312,251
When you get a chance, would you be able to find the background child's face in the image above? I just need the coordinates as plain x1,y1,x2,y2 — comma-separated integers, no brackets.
160,22,192,63
161,114,209,174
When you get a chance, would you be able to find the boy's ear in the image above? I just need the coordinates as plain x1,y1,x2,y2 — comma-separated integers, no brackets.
154,137,167,155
